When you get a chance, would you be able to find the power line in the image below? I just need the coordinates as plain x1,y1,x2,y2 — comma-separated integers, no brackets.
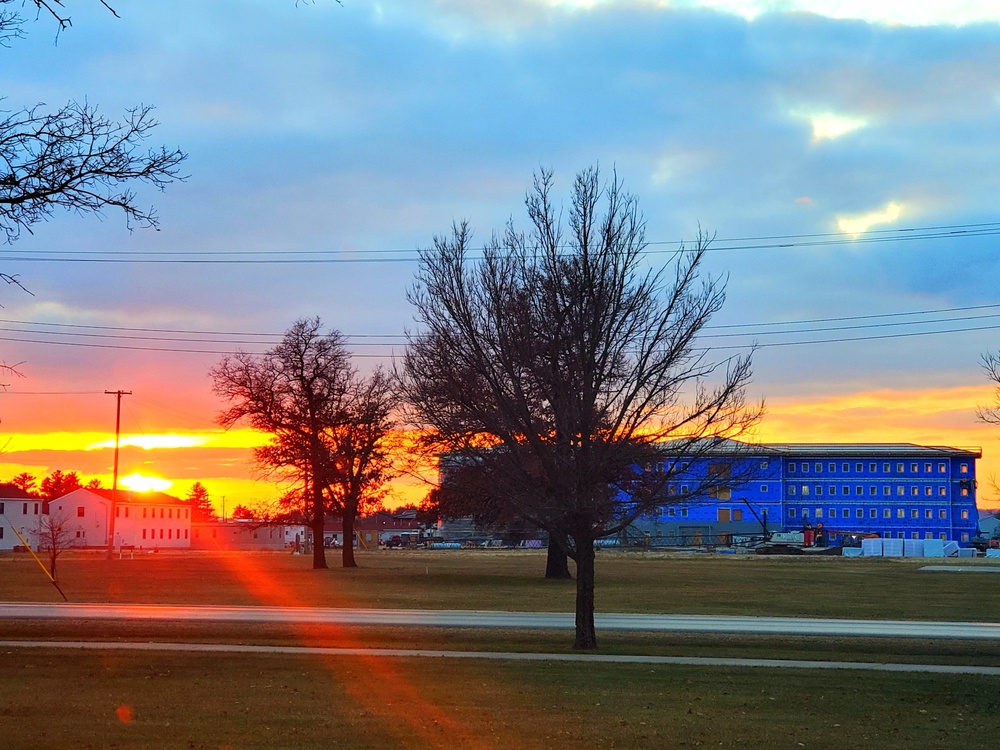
1,219,998,264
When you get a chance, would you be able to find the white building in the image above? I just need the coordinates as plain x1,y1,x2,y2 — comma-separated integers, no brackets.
52,488,192,549
0,484,44,551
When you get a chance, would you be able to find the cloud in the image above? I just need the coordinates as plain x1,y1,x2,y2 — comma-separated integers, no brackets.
836,201,903,235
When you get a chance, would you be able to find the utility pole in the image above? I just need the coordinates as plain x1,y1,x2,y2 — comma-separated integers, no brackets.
105,389,132,559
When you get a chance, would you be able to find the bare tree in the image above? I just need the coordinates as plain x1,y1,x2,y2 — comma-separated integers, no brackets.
34,505,77,582
1,1,187,248
212,318,353,570
402,166,762,649
323,367,397,567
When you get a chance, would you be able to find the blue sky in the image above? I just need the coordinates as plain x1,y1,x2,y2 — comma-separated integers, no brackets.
2,0,1000,506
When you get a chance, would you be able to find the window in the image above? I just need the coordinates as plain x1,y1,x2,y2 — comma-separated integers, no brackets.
939,509,947,519
897,532,904,539
896,509,905,518
869,508,877,518
733,509,743,522
22,503,27,514
896,486,904,496
925,532,933,539
760,461,769,469
896,463,904,473
184,529,189,539
681,485,689,495
924,463,932,473
883,509,891,518
912,532,919,539
815,508,824,518
925,510,933,519
77,506,85,517
159,529,164,539
884,486,891,496
842,463,850,472
856,508,863,519
0,502,3,513
911,509,918,519
789,486,797,496
829,508,836,519
938,487,946,496
829,485,836,495
33,503,38,515
160,509,164,518
816,486,824,496
185,509,189,519
869,486,877,496
856,463,863,472
802,463,809,474
801,485,810,496
869,463,877,472
938,463,946,473
142,529,147,540
681,508,689,518
829,463,836,472
883,463,890,473
789,508,797,518
667,508,675,517
961,463,968,474
962,532,969,542
0,527,3,539
855,486,863,495
911,487,919,496
842,486,850,496
939,533,947,540
168,508,173,519
789,463,797,472
842,509,850,518
924,487,932,496
168,529,172,539
961,510,969,520
962,488,969,497
815,463,822,472
910,463,918,473
761,484,768,492
802,508,810,518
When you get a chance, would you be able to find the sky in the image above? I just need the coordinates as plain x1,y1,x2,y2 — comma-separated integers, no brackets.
2,0,1000,511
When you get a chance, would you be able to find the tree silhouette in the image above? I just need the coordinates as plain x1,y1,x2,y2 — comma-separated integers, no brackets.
403,166,762,649
186,481,216,521
40,470,82,500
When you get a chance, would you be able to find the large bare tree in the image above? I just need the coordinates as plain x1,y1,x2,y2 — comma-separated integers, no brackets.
212,318,352,570
403,166,762,649
212,318,397,569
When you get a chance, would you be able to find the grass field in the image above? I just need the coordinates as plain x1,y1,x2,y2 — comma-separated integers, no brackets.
2,549,1000,749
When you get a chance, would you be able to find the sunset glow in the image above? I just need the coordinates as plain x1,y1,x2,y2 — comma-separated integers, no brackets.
119,474,173,493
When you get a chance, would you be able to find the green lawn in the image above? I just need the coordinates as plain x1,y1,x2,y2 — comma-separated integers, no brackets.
3,549,1000,749
2,647,998,750
2,548,999,622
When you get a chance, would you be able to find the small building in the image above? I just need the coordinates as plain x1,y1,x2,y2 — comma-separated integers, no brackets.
0,484,44,551
324,510,424,548
190,520,307,551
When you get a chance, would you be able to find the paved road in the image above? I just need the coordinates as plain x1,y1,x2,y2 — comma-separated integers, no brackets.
3,602,999,640
4,639,1000,676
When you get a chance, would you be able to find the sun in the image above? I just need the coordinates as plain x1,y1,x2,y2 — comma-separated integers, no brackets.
119,473,173,492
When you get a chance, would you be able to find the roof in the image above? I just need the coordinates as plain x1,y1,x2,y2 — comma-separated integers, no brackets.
0,483,36,499
79,488,185,505
656,440,981,459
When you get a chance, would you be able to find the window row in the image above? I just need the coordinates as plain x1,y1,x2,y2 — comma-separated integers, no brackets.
788,461,968,475
140,528,189,540
788,507,969,520
116,505,189,520
789,485,955,497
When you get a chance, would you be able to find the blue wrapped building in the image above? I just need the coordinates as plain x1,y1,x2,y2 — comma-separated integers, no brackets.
634,443,980,547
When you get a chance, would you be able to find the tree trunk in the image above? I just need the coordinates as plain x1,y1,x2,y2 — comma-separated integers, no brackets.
310,481,328,569
545,536,572,579
573,536,597,650
341,509,358,568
